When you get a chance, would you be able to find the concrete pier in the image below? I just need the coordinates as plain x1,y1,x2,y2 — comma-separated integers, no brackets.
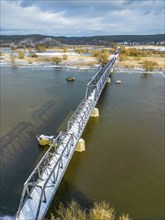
90,108,99,117
75,138,85,152
107,77,111,83
110,68,114,74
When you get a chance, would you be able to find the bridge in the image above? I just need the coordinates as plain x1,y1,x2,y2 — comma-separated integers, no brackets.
15,49,120,220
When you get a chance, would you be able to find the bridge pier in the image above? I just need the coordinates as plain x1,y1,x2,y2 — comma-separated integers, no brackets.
75,138,85,152
90,108,99,117
107,77,111,83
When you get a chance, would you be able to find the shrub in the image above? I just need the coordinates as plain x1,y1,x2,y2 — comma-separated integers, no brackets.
97,50,109,65
35,44,46,52
18,50,25,59
143,60,159,71
88,201,115,220
51,200,131,220
119,54,127,61
31,53,38,58
56,200,86,220
92,50,100,57
63,54,68,60
51,56,62,65
63,47,68,53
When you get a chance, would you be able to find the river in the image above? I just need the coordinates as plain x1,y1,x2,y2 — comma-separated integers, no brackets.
0,66,164,220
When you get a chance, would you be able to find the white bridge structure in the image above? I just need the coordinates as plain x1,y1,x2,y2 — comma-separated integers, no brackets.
15,49,120,220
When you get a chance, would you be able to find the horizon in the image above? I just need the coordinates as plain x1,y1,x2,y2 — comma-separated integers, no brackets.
1,33,164,37
1,0,165,36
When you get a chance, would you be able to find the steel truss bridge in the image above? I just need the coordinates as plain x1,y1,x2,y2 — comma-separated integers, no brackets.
15,49,120,220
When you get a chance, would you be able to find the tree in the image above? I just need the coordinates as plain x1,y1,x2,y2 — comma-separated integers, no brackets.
51,56,62,65
92,50,100,57
143,60,158,71
29,49,38,58
63,47,68,53
119,54,127,61
10,51,16,66
35,44,46,52
63,54,68,60
51,200,131,220
97,50,109,65
88,201,115,220
18,50,25,59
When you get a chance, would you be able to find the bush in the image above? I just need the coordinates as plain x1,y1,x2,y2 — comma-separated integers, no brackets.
63,54,68,60
143,60,158,71
31,53,38,58
97,50,109,65
18,50,25,59
119,54,127,61
92,50,100,57
35,44,46,52
88,201,115,220
56,201,86,220
51,56,62,65
51,200,131,220
63,47,68,53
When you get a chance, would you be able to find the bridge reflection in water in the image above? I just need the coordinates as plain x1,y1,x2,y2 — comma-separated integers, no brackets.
15,49,120,220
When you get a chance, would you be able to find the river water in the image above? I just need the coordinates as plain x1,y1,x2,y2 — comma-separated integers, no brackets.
0,66,164,220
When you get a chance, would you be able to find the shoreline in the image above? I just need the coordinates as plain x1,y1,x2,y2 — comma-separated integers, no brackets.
115,65,165,75
0,61,165,76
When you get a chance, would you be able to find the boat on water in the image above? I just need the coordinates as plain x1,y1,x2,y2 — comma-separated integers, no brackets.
37,134,54,146
66,77,75,81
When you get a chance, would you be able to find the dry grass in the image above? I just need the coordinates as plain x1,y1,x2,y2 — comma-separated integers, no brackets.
119,56,165,69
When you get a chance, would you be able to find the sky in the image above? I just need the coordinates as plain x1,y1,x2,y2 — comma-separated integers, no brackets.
1,0,165,36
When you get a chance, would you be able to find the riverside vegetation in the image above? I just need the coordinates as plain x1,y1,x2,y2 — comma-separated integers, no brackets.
0,44,164,71
118,45,165,71
47,200,131,220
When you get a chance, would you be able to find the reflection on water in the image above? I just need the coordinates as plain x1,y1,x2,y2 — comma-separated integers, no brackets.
0,68,164,220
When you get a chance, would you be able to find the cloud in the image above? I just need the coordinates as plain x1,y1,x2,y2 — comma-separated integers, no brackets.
1,0,165,36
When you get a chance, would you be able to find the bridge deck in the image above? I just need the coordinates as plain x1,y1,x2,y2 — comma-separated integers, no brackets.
15,50,119,220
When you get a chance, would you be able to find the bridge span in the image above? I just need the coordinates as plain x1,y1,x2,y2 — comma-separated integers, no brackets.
15,49,120,220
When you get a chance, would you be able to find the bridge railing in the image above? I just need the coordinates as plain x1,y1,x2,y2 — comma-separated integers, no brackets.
85,54,117,100
16,131,64,215
35,132,75,219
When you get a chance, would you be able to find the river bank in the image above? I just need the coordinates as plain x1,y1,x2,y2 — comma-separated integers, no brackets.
1,46,165,74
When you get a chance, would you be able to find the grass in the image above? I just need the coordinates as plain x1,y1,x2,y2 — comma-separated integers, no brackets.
119,56,165,69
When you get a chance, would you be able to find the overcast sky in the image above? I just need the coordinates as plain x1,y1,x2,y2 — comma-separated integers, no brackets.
1,0,165,36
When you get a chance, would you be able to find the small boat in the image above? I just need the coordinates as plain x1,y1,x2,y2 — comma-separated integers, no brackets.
66,77,75,81
37,134,54,146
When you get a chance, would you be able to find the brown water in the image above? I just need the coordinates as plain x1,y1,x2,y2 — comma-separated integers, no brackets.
0,66,164,220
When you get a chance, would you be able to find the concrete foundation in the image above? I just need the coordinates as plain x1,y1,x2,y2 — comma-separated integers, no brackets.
107,77,111,83
90,108,99,117
75,138,85,152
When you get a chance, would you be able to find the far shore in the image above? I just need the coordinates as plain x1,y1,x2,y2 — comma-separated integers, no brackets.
0,46,164,73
